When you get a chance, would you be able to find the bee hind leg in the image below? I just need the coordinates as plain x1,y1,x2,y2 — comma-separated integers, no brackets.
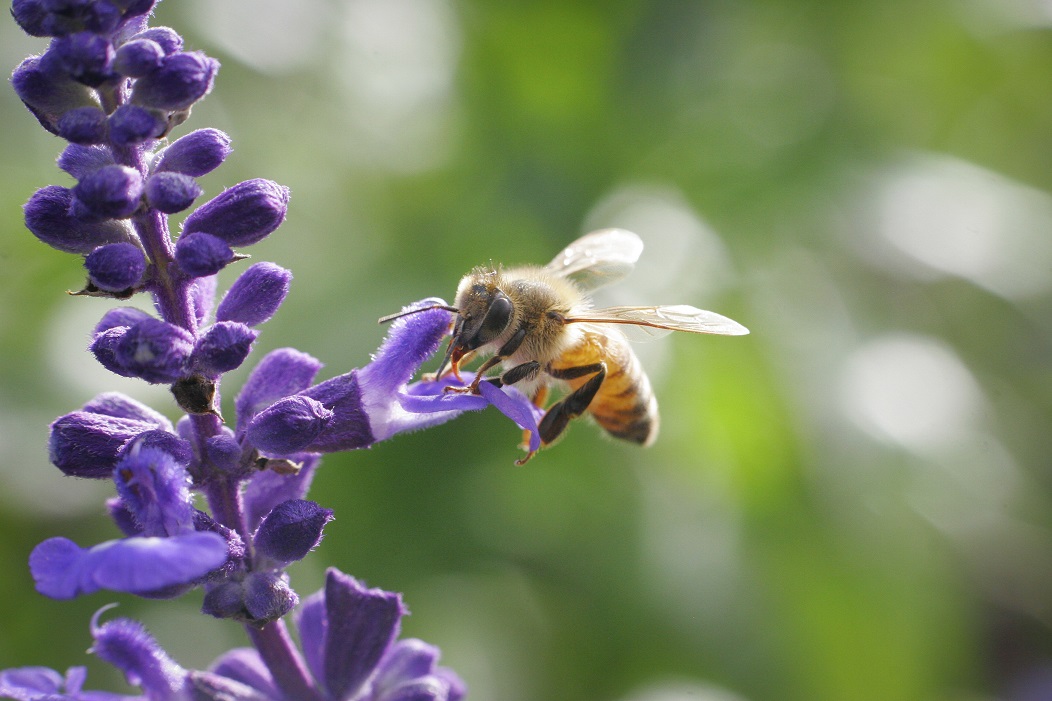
538,362,607,446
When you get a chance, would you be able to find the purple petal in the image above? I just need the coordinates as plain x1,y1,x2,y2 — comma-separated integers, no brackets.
0,667,65,700
322,570,407,701
112,444,194,537
373,640,440,692
476,381,542,453
49,410,158,478
360,300,453,396
207,649,279,699
214,262,291,326
153,128,231,177
182,179,289,247
298,372,374,452
30,532,229,599
189,670,275,701
90,615,187,698
253,499,333,566
295,589,326,686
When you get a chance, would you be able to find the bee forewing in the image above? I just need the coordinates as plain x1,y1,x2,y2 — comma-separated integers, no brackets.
544,228,644,292
566,304,750,336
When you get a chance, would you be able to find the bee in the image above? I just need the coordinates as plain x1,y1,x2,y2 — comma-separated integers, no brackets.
380,229,749,463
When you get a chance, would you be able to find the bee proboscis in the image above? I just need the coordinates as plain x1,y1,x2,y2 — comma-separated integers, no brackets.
380,228,749,463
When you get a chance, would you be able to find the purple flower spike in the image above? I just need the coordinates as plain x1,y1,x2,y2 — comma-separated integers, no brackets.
24,185,132,254
191,321,259,376
254,499,334,567
132,51,219,111
72,164,144,219
215,262,292,327
154,128,232,177
84,242,147,292
89,615,189,698
115,318,194,384
246,396,335,455
113,38,165,77
56,105,107,144
29,531,229,599
174,231,235,278
108,103,166,145
182,179,290,247
145,171,203,214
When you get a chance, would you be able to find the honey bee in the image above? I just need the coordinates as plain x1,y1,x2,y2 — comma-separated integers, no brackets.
380,229,749,463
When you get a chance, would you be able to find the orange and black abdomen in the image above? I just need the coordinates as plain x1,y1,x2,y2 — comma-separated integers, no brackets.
552,330,659,445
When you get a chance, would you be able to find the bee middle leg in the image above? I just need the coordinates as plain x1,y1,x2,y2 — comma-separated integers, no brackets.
538,362,606,446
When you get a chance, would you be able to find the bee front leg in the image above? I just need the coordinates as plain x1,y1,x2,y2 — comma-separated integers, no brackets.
538,362,607,445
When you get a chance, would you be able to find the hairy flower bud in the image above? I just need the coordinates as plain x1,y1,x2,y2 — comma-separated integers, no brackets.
129,26,183,55
153,128,231,177
108,103,166,145
144,171,202,214
113,38,164,77
131,51,218,111
246,396,334,455
215,262,292,327
24,185,133,254
253,499,333,567
191,321,258,376
49,410,160,478
174,231,234,278
58,143,114,179
56,105,107,144
72,164,144,219
85,242,147,292
12,54,97,134
115,318,194,384
51,31,114,87
182,179,289,247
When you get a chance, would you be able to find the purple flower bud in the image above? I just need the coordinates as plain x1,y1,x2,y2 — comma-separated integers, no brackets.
244,571,299,624
94,306,152,334
48,410,159,478
72,164,144,219
253,499,334,566
182,179,289,247
144,171,202,214
84,242,147,292
12,0,50,37
190,274,217,327
236,348,323,432
190,321,258,376
12,54,95,134
81,391,172,429
246,396,334,455
174,231,234,278
214,263,291,327
24,185,134,253
56,105,107,144
201,581,245,619
51,31,114,86
131,51,219,111
113,38,164,77
90,326,138,377
58,143,114,179
205,430,242,475
120,428,194,470
108,103,166,145
153,128,231,177
297,373,374,452
115,318,194,384
129,26,183,55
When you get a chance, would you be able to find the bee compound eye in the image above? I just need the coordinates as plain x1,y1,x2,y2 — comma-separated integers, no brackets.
478,292,514,342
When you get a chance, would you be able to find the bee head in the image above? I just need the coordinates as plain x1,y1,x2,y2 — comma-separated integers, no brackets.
435,272,515,377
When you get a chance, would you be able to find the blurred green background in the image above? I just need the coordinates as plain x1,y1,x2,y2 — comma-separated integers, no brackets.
3,1,1052,700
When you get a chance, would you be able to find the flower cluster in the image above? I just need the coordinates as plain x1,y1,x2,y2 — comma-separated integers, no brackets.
4,1,542,699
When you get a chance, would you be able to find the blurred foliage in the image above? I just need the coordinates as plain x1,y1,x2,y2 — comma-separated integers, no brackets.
3,1,1052,700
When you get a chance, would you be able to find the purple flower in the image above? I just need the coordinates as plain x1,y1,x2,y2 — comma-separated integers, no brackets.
206,569,465,701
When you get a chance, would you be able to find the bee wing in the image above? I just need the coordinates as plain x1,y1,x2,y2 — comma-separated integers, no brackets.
544,228,644,292
566,305,750,337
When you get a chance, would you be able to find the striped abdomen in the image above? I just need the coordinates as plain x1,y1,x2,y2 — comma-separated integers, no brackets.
551,329,659,445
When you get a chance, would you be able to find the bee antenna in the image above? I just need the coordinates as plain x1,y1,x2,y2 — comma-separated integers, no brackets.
378,304,459,324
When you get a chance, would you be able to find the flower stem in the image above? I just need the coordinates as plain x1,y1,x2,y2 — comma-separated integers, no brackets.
246,619,324,701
